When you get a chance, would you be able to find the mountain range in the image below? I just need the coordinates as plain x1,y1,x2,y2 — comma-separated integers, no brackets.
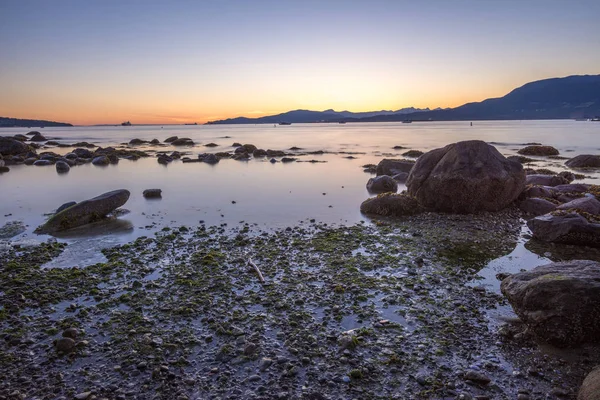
207,74,600,124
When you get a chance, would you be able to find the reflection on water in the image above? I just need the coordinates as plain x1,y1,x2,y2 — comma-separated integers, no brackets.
1,120,599,267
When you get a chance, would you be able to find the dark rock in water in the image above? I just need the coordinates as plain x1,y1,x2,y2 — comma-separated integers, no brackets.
579,367,600,400
33,159,52,166
565,154,600,169
366,175,398,193
0,221,26,239
360,193,423,216
164,136,178,143
557,196,600,215
26,131,40,136
402,150,424,158
234,144,257,154
64,152,78,160
0,137,30,156
55,160,70,173
170,151,181,159
506,155,537,164
269,158,277,163
202,154,219,164
519,198,557,216
29,133,48,142
71,141,96,148
376,159,414,176
267,149,286,157
12,134,28,141
54,337,76,353
73,148,93,158
517,145,559,156
232,153,250,161
392,172,409,183
525,174,569,187
232,142,242,147
171,138,194,146
157,155,173,165
0,166,8,174
129,138,147,145
107,153,119,164
205,142,218,147
501,260,600,347
143,189,162,199
56,201,77,213
24,157,38,165
281,157,297,163
528,212,600,247
407,140,525,213
150,139,160,145
35,189,130,234
92,156,110,166
253,149,267,157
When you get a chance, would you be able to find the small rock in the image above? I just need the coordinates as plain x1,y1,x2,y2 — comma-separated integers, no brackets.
464,370,491,384
143,189,162,199
55,337,76,353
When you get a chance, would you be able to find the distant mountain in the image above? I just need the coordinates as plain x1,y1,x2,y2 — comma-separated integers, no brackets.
206,75,600,124
362,75,600,122
206,107,436,125
0,116,73,128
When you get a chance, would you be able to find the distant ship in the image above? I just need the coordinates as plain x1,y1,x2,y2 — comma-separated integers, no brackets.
279,122,292,125
121,121,132,126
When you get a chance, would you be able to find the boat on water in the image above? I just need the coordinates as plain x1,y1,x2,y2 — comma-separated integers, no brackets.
279,122,292,125
121,121,132,126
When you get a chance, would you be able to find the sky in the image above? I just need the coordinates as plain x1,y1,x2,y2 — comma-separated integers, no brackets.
0,0,599,125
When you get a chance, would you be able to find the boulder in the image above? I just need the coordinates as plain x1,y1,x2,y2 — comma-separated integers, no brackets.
150,139,160,145
157,155,172,165
202,154,219,165
35,190,130,234
526,174,569,187
204,142,218,147
266,149,286,157
406,140,526,213
281,157,296,163
234,144,257,154
171,138,194,146
55,161,70,173
33,160,52,166
0,137,30,156
579,367,600,400
366,175,398,193
26,131,40,136
56,201,77,213
253,149,267,157
519,198,557,216
501,260,600,347
376,159,414,176
402,150,424,158
129,138,147,145
143,189,162,199
164,136,178,143
528,212,600,247
30,133,48,142
360,193,423,217
566,155,600,169
517,145,560,156
557,196,600,215
73,148,93,158
92,156,110,166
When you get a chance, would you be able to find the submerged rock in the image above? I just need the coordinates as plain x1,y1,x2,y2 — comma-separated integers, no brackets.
517,145,560,156
406,140,525,213
375,159,414,176
35,189,131,234
360,193,423,217
143,189,162,199
501,260,600,347
366,175,398,193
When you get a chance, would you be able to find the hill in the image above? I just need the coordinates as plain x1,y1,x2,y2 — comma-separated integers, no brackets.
0,117,73,128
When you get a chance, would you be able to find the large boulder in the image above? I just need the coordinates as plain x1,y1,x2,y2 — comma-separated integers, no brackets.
579,367,600,400
517,145,559,156
501,260,600,347
375,159,414,176
35,190,130,234
528,212,600,247
360,193,423,217
366,175,398,193
566,154,600,169
0,137,30,156
406,140,526,213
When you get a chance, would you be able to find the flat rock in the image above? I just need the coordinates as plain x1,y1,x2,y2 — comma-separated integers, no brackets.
501,260,600,347
35,189,130,234
527,212,600,247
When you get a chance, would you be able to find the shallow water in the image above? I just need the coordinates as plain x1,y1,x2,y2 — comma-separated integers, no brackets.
1,120,599,269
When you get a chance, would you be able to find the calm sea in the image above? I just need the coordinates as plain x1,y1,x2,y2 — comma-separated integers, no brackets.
1,120,598,268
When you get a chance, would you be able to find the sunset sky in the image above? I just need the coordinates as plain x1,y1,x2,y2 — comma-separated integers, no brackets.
1,0,599,125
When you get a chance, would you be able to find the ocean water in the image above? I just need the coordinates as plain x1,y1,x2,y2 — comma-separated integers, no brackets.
1,120,599,268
